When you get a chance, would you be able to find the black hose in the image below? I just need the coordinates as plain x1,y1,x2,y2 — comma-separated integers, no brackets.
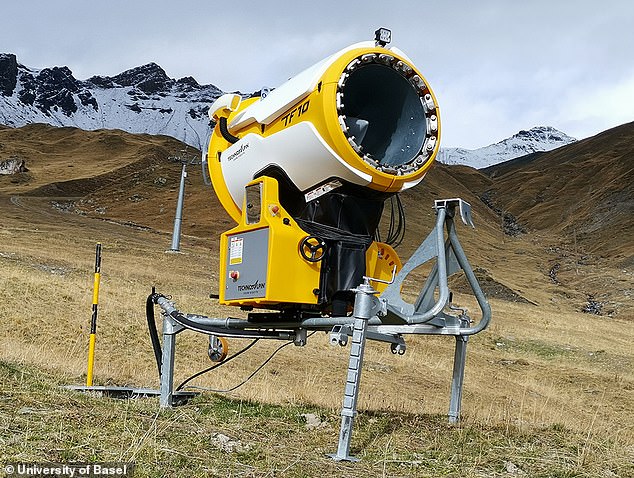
218,117,240,144
384,194,406,248
146,288,163,378
165,307,228,335
295,218,373,247
175,339,260,391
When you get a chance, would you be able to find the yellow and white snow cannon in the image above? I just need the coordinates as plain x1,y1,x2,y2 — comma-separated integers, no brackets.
206,30,441,315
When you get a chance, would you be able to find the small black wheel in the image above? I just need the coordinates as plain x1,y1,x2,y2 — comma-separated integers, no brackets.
299,236,327,262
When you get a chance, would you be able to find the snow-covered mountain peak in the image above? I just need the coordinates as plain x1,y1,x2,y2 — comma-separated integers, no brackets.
109,63,171,93
508,126,575,147
438,126,576,169
1,53,577,166
0,53,225,149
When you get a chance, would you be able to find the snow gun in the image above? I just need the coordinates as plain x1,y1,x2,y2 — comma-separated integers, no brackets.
149,28,490,462
206,28,440,315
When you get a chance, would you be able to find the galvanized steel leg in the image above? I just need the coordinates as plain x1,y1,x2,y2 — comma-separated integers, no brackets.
159,313,179,408
331,316,368,461
330,281,377,461
448,335,469,423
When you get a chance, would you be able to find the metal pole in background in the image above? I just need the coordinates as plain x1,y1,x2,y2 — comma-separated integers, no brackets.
86,243,102,386
169,163,187,252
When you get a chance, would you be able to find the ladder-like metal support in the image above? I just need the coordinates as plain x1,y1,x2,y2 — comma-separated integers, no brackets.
331,314,368,461
330,280,386,461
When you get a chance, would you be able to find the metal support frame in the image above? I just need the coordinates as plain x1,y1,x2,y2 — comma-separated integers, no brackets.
449,335,469,423
152,198,491,461
330,280,386,461
159,312,183,407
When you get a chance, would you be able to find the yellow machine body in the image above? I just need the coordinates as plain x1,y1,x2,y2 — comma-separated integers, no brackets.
219,176,320,307
219,176,401,308
209,39,436,312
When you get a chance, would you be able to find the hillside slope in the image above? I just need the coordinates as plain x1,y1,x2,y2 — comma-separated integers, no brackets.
1,123,633,476
485,121,634,260
1,123,631,319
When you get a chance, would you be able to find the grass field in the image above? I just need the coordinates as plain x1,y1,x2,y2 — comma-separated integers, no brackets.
1,123,633,476
3,360,631,478
1,190,633,477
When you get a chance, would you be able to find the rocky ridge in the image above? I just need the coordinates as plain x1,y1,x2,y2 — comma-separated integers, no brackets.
1,53,578,168
0,53,223,149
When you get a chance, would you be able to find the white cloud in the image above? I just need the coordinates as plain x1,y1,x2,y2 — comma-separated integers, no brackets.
557,72,634,139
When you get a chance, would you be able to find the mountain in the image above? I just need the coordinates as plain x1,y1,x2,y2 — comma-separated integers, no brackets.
0,54,605,175
482,121,634,259
438,126,577,169
0,122,632,319
0,53,224,150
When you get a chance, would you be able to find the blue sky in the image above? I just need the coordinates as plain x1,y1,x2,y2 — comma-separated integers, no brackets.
3,0,633,148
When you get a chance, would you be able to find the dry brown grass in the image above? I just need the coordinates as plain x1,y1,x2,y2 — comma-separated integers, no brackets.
1,193,632,438
1,124,633,476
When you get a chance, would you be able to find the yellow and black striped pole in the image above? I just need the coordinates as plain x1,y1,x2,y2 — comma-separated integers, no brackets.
86,243,102,386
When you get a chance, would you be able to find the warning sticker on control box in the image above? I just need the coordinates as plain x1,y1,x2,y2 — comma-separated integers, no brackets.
229,236,243,265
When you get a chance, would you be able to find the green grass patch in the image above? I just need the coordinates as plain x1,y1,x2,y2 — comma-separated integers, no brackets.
1,360,632,477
